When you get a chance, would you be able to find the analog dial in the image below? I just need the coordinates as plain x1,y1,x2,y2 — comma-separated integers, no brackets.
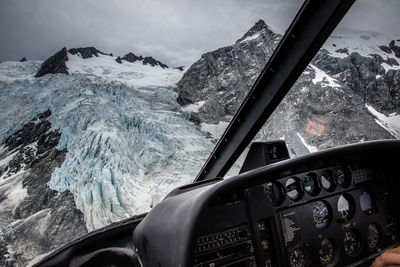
343,230,361,257
367,223,382,251
289,248,305,267
264,181,284,206
321,170,336,192
336,167,351,188
313,201,330,229
285,177,303,201
304,173,320,196
319,238,337,266
337,194,355,222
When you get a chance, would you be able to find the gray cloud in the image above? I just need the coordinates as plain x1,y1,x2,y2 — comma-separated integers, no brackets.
0,0,399,66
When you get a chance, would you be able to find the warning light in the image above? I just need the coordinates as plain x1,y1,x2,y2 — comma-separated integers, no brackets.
217,252,220,257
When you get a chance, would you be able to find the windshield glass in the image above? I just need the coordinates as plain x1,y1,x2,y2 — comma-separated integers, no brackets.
0,0,303,265
225,0,400,177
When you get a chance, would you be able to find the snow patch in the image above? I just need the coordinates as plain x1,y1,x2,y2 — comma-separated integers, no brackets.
310,64,341,88
366,104,400,138
200,121,230,140
381,62,400,73
296,133,318,153
66,53,183,88
240,33,260,43
182,101,206,113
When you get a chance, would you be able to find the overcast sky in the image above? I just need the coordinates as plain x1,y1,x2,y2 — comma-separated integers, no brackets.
1,0,399,67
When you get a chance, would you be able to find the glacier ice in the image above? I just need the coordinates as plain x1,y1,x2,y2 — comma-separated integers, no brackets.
0,56,214,230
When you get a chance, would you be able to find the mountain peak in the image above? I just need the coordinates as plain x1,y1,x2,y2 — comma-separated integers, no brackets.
68,47,112,59
237,19,273,43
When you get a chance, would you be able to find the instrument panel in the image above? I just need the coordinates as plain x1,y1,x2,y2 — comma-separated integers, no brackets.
193,164,400,267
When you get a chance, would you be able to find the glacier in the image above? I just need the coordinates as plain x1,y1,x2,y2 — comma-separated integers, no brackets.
0,54,214,230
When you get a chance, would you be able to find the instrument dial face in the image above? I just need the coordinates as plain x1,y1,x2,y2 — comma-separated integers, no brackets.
319,238,337,266
304,173,320,196
285,177,303,201
321,170,336,192
343,230,361,257
289,248,305,267
367,223,382,251
313,201,330,229
337,194,355,222
360,191,374,215
264,181,284,206
336,168,351,188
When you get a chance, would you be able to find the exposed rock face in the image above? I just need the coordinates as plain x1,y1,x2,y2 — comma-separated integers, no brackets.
35,48,69,77
174,66,184,71
143,56,168,69
389,40,400,58
313,50,400,115
19,57,27,62
175,20,280,122
121,52,168,68
68,47,111,59
115,56,122,64
122,52,143,63
0,111,87,266
175,19,398,153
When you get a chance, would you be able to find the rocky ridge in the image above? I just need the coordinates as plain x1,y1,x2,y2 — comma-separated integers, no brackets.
175,20,399,154
0,111,87,266
35,47,170,77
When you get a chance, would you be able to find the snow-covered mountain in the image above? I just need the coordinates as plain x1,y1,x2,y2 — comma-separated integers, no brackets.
176,20,400,155
0,20,399,266
0,50,213,265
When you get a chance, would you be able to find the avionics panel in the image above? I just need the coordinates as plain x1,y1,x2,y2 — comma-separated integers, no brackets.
246,164,400,266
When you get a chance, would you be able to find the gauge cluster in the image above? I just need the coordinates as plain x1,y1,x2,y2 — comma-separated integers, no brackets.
246,165,400,266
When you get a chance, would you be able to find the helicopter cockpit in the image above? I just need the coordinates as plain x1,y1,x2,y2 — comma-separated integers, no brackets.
34,0,400,266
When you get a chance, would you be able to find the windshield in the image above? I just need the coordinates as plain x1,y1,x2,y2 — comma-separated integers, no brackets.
0,0,399,266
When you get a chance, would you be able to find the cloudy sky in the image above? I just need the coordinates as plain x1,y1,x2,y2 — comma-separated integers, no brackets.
1,0,399,67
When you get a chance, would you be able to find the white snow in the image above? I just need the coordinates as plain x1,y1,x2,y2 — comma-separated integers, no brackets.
0,55,216,231
240,33,260,43
200,121,230,140
66,53,183,88
366,104,400,138
182,101,206,113
323,28,400,70
296,133,318,153
310,64,341,88
381,62,400,73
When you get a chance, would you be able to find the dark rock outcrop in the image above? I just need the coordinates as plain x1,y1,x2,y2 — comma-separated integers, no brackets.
0,111,87,266
122,53,143,63
116,56,122,64
389,40,400,58
35,48,69,77
68,47,111,59
175,19,397,154
143,56,168,69
175,19,280,122
379,45,392,54
174,66,184,71
19,57,27,62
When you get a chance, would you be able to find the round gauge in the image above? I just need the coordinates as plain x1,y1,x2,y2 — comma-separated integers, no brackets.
367,223,382,251
285,177,303,201
360,191,374,215
343,230,361,257
337,194,355,222
289,248,305,267
304,173,320,196
264,181,284,206
385,217,397,240
321,170,336,192
312,201,331,229
319,238,337,266
336,167,351,188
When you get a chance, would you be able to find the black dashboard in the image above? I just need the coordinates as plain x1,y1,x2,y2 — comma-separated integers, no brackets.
133,140,400,267
34,140,400,267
